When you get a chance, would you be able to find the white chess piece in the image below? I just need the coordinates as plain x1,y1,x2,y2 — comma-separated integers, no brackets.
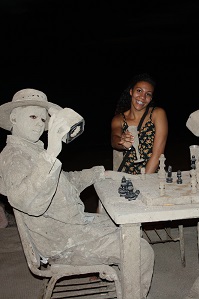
158,154,166,179
159,180,165,196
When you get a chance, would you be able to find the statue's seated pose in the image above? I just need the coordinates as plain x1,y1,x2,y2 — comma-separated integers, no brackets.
0,88,154,299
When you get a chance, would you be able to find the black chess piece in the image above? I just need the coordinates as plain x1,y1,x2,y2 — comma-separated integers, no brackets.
125,180,134,199
191,155,197,170
128,189,140,201
166,165,173,183
126,189,140,201
177,170,182,184
124,180,140,201
118,176,127,197
126,179,133,189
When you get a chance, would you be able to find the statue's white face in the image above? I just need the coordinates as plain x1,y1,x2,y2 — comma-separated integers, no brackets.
10,106,47,142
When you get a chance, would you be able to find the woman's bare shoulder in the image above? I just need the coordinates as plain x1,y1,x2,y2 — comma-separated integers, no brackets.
112,113,123,122
152,106,167,116
151,107,168,124
111,113,125,129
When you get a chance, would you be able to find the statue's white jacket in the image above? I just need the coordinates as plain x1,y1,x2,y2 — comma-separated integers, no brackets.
0,135,120,265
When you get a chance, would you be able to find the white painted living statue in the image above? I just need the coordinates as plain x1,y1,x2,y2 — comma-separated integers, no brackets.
184,109,199,299
0,88,154,299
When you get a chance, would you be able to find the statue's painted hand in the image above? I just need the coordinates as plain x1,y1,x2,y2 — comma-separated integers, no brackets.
47,114,70,158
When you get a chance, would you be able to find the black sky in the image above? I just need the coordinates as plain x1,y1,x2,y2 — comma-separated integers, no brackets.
0,1,199,165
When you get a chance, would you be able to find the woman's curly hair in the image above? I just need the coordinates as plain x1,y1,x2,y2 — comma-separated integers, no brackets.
115,73,156,115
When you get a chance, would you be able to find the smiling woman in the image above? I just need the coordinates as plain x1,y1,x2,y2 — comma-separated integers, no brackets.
111,73,168,175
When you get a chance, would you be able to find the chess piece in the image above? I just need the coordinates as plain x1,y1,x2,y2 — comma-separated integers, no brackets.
166,165,173,183
125,185,140,201
127,189,140,201
159,180,165,196
125,180,135,199
121,179,140,201
158,154,166,179
176,170,182,184
191,155,197,170
118,176,127,197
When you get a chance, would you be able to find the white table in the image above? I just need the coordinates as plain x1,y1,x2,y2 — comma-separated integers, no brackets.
94,171,199,299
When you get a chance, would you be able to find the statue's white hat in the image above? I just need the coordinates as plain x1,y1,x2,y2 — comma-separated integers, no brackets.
0,88,62,131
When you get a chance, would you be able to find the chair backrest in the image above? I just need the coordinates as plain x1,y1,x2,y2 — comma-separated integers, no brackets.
13,208,122,299
13,208,51,278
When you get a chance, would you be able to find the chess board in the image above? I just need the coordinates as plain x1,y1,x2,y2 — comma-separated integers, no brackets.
131,171,199,206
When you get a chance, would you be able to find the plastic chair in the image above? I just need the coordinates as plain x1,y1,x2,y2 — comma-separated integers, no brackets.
13,208,122,299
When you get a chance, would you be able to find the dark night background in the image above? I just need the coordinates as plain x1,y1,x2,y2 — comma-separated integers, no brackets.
0,0,199,173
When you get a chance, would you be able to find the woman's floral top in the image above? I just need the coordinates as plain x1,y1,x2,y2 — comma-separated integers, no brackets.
121,107,156,174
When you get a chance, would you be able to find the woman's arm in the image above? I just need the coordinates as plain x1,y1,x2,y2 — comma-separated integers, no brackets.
145,107,168,173
111,114,134,151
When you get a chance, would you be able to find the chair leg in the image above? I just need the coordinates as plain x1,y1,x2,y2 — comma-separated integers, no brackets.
38,279,49,299
43,276,59,299
178,225,186,267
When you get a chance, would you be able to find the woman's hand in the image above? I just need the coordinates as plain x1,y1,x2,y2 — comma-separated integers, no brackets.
118,130,134,150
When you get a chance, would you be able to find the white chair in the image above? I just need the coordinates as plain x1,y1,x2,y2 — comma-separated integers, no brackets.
13,208,122,299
